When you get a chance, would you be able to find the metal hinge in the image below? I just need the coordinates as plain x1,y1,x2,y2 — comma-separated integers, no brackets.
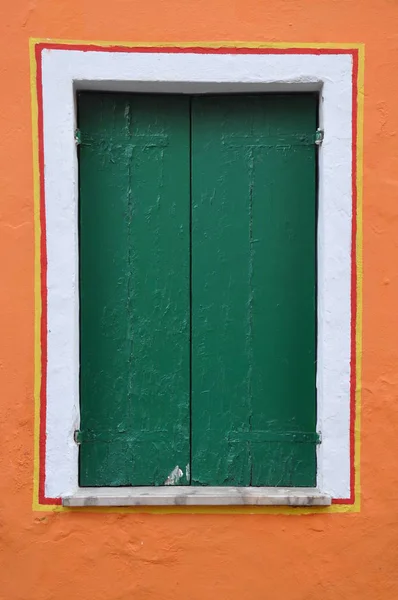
315,128,324,146
74,429,82,444
74,128,81,146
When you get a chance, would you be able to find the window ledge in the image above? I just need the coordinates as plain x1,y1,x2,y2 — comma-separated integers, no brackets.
62,487,331,507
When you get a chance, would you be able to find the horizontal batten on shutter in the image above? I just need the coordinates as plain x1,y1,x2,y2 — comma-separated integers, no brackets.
228,431,321,444
75,430,188,444
224,133,317,147
79,133,169,148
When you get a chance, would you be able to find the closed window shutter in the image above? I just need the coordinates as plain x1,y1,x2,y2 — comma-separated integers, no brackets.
190,95,317,486
78,92,317,488
78,93,191,486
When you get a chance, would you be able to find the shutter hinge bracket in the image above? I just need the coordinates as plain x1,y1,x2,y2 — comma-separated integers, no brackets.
74,429,82,444
315,128,324,146
74,128,81,146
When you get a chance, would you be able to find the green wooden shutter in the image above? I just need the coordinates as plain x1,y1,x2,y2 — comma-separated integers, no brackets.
191,95,317,487
79,92,317,489
78,93,191,486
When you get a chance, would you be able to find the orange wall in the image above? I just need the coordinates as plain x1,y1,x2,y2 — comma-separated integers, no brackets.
1,1,397,598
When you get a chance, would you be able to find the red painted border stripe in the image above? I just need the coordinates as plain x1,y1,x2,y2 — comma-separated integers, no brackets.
36,43,358,506
351,49,359,505
36,42,356,56
332,48,359,506
36,44,61,505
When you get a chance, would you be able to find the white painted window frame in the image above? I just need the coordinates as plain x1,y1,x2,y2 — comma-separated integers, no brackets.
41,49,353,506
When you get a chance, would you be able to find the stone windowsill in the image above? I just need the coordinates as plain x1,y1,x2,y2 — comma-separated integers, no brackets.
62,487,332,507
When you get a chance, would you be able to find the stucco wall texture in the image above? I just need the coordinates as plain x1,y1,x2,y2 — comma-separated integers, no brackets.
0,0,397,598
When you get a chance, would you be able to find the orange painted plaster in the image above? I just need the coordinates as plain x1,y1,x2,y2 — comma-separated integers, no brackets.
0,0,396,598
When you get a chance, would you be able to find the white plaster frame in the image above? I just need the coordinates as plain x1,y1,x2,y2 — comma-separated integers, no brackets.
41,48,353,505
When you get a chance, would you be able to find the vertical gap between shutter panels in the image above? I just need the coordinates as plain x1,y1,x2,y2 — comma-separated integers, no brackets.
189,96,193,485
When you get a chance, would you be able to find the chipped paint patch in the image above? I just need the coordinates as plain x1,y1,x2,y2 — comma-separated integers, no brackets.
164,466,183,486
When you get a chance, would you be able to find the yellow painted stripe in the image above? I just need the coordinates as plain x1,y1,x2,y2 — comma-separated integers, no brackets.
30,37,363,50
30,38,42,512
31,502,358,514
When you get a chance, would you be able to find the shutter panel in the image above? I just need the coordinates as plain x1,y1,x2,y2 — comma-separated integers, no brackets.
191,95,317,486
78,93,191,486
